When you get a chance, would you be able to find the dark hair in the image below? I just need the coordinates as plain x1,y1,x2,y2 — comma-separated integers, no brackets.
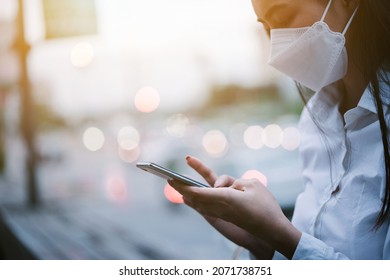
351,0,390,228
301,0,390,228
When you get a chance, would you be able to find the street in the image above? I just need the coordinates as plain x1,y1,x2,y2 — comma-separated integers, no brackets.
0,118,304,259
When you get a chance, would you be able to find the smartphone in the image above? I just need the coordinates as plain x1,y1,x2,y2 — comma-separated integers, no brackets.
136,162,209,188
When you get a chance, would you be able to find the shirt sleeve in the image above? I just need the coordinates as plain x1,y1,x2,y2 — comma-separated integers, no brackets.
292,232,349,260
265,227,390,260
271,232,350,260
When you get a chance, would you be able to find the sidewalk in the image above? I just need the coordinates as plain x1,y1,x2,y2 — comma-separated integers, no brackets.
0,178,237,260
1,199,174,259
0,129,302,260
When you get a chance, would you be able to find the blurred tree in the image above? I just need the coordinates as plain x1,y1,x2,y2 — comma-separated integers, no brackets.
33,101,67,132
16,0,39,206
198,83,303,120
197,83,283,120
207,84,282,107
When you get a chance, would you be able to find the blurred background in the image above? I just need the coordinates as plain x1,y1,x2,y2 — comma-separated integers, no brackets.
0,0,304,259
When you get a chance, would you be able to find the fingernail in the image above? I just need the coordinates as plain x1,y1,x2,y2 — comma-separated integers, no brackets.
185,155,191,161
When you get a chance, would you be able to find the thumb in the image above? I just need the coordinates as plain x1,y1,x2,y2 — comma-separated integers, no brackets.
231,179,261,192
230,179,247,192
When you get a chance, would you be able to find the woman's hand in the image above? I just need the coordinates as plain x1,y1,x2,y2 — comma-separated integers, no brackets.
169,156,273,259
169,156,301,259
202,215,274,259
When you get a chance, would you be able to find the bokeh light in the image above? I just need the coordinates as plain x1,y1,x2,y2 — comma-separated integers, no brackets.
118,146,141,163
82,127,105,152
70,42,94,68
134,86,160,113
166,114,190,138
117,126,140,150
202,130,228,157
105,172,128,203
263,124,283,149
282,127,301,151
164,183,184,204
241,170,268,187
243,125,264,150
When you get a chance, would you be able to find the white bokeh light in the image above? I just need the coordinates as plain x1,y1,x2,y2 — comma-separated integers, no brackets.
117,126,140,151
166,114,190,138
70,42,94,68
118,146,141,163
263,124,283,149
83,127,105,151
244,125,264,150
202,130,228,157
282,127,301,151
134,86,160,113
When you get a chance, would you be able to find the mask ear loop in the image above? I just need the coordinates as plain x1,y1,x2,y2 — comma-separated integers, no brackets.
342,6,359,35
320,0,333,22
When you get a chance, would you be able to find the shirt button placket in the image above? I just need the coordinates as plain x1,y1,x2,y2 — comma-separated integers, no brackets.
312,137,347,238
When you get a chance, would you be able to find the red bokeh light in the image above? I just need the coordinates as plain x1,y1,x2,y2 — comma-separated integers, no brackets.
164,183,184,204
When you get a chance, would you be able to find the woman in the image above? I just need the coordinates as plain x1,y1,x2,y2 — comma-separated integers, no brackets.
170,0,390,259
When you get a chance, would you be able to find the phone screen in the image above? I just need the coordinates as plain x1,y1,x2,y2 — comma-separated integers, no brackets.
136,162,209,188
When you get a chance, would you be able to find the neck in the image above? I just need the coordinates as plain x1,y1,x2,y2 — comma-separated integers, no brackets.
339,61,368,115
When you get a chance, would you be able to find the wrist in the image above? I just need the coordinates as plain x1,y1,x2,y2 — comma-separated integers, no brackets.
246,236,275,260
270,217,301,259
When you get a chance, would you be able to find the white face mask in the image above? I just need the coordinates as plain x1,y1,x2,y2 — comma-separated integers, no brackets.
268,0,358,92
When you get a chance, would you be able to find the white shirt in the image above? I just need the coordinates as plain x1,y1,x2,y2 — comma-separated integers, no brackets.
275,80,390,260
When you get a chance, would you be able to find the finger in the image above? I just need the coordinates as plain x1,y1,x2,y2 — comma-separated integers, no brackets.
231,179,260,192
183,197,195,208
168,179,191,194
169,179,203,197
189,186,233,204
214,175,235,188
186,156,218,186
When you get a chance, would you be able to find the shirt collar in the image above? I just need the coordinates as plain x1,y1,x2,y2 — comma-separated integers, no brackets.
307,75,390,117
358,79,390,114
